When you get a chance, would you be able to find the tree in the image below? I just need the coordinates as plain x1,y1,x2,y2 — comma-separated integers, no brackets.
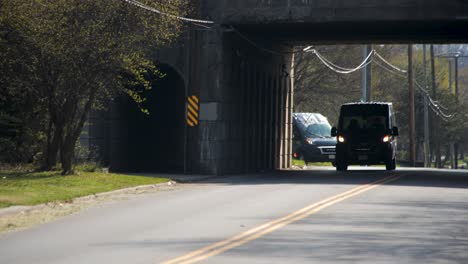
0,4,47,164
1,0,188,174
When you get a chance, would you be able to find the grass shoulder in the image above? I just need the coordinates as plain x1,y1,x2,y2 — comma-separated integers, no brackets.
0,168,170,209
292,159,333,167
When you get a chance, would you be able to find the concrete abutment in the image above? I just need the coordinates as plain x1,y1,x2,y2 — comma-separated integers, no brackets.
86,28,294,175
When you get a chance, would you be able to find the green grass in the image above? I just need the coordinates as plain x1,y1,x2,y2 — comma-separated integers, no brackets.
292,159,333,167
292,159,305,166
0,170,170,209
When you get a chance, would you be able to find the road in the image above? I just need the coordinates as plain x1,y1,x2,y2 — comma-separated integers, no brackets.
1,168,468,264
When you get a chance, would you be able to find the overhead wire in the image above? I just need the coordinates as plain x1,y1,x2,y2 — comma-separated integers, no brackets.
121,1,312,55
312,48,454,120
371,55,454,120
374,51,407,73
372,56,453,117
375,60,448,111
310,49,374,74
413,82,453,117
120,2,298,54
122,0,215,24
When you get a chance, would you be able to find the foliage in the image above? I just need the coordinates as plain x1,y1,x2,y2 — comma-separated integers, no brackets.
74,140,100,164
0,7,47,164
0,0,188,174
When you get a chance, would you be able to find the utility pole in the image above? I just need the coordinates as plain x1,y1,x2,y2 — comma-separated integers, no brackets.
449,60,455,169
423,45,431,168
454,54,459,169
362,45,372,102
436,52,468,169
408,44,416,167
430,45,441,168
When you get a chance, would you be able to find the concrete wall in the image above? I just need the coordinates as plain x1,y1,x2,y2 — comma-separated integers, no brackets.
192,28,294,174
211,0,468,23
202,0,468,43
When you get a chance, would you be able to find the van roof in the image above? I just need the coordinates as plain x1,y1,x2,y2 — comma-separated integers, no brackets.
342,102,392,106
293,113,329,126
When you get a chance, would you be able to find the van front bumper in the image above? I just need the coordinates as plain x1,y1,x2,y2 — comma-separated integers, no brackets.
336,142,392,165
301,145,336,162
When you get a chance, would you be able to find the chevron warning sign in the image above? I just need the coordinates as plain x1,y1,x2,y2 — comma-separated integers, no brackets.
186,95,199,127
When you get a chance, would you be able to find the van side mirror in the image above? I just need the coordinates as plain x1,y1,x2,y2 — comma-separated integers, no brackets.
331,127,337,137
392,127,399,136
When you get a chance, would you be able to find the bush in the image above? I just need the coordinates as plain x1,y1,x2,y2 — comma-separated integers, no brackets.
74,162,102,172
74,142,100,164
74,141,101,172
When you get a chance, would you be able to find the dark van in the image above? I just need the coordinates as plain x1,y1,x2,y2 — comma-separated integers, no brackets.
331,102,399,171
293,113,336,165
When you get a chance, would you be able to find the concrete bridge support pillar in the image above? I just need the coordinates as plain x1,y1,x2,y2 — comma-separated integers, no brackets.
194,28,293,175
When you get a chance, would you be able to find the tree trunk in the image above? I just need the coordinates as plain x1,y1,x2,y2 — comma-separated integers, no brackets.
441,145,450,168
41,121,61,171
430,45,442,169
60,136,76,175
60,86,98,175
436,142,442,168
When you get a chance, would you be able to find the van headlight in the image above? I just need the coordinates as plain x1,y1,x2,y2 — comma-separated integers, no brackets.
383,135,390,142
338,136,345,143
305,138,314,145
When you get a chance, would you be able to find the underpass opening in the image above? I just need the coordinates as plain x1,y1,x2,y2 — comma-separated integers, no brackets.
113,64,186,173
212,20,468,174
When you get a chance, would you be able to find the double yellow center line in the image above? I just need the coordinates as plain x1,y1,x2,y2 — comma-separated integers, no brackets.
162,174,403,264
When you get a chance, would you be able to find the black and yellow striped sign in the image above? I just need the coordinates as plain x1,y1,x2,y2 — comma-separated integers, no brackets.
186,95,199,127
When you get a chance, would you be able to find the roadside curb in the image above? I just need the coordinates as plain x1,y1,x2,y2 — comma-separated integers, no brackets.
170,174,220,183
0,181,177,218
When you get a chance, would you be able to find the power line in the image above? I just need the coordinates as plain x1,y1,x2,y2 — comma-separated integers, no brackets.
304,46,454,120
372,58,455,120
308,49,374,74
305,47,455,121
316,49,373,72
122,0,215,24
374,51,407,73
413,82,453,117
331,51,452,117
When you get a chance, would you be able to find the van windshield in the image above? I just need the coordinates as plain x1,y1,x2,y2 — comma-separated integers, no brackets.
339,105,389,133
305,123,332,138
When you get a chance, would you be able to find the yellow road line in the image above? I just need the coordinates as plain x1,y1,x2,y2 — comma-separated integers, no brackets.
161,174,403,264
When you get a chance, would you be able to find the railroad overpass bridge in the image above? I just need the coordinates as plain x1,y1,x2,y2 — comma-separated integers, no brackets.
86,0,468,175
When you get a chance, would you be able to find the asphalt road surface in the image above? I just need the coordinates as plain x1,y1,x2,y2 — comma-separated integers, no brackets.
1,167,468,264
